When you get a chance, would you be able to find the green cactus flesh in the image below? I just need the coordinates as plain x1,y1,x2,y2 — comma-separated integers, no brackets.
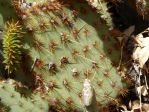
0,79,49,112
19,1,125,111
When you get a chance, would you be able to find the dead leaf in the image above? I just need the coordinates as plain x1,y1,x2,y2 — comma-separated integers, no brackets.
110,26,135,44
110,28,123,37
131,100,140,111
119,100,149,112
132,29,149,68
119,105,128,111
137,85,148,96
129,100,132,109
142,103,149,112
132,46,149,68
123,26,135,37
134,34,149,47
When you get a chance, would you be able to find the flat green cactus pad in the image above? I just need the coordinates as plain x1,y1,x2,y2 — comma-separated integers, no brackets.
20,1,126,111
0,79,49,112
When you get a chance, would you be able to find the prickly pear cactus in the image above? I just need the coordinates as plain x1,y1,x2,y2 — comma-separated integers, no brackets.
0,79,49,112
13,0,127,111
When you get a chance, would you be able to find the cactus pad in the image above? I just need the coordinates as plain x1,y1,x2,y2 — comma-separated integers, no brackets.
0,79,49,112
18,0,127,111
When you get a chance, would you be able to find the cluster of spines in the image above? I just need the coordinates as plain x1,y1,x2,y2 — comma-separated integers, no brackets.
2,21,24,74
12,0,24,17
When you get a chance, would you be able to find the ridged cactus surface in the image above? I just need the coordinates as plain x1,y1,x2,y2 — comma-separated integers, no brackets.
18,0,125,111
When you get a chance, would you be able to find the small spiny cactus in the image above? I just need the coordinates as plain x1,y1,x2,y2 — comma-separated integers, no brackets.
2,21,24,74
